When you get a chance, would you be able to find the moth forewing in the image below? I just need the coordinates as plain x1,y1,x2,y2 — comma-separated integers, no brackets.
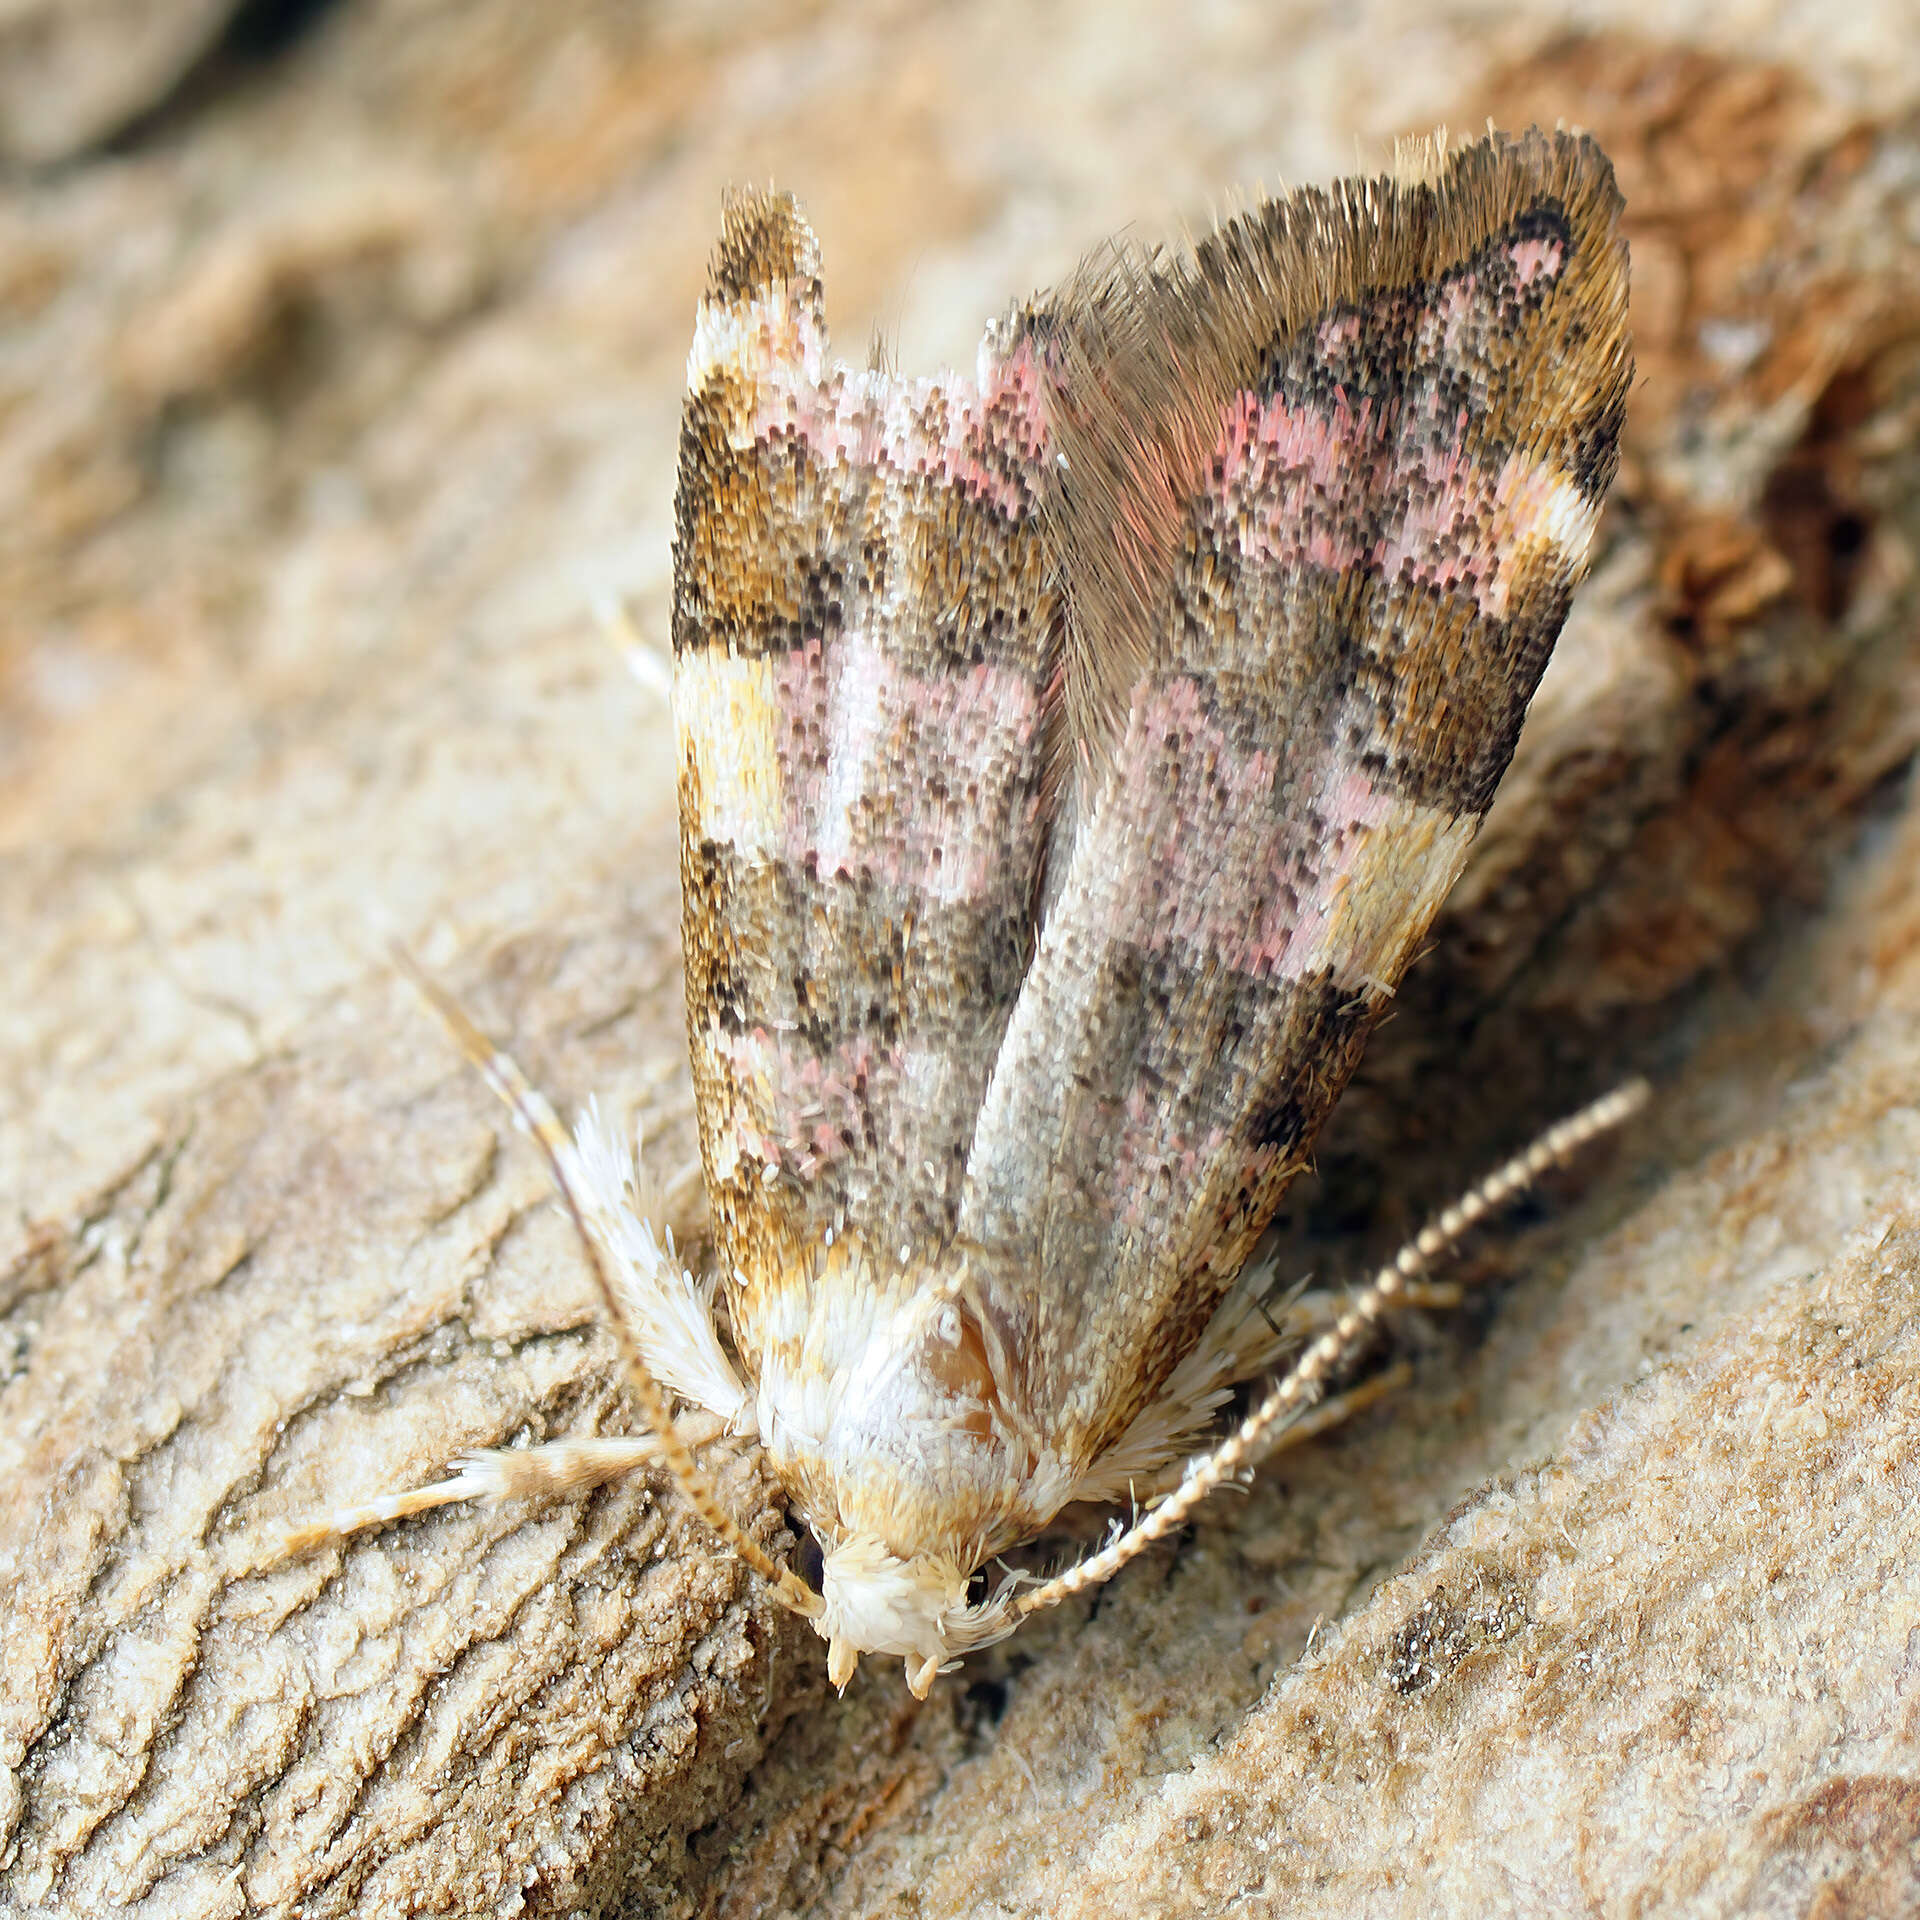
666,124,1629,1690
287,127,1632,1698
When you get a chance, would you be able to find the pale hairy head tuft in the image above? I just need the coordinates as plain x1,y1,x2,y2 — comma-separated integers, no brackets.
817,1533,1019,1696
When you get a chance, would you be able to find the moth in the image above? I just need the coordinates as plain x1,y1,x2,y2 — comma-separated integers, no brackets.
294,127,1636,1698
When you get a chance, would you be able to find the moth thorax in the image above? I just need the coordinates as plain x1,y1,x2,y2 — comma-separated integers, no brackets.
817,1532,1014,1698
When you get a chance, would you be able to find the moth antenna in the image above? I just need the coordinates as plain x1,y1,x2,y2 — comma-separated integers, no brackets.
590,592,674,702
1013,1079,1651,1622
1259,1359,1412,1456
393,947,823,1624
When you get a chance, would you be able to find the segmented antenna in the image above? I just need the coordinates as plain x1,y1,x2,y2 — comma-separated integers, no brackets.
1012,1078,1651,1620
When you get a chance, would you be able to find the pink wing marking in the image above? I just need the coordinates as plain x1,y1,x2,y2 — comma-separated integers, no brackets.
774,638,1048,907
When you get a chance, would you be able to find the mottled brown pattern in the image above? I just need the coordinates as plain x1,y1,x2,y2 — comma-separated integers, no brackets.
1045,131,1629,787
968,963,1377,1446
1164,557,1565,816
703,188,821,308
685,842,1038,1257
1252,205,1598,477
675,193,1064,1321
672,130,1629,1589
672,400,854,660
676,400,1052,672
952,131,1628,1462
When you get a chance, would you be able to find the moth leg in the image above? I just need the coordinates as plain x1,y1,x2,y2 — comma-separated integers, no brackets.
447,1425,720,1497
1166,1265,1464,1413
272,1423,729,1557
1129,1363,1414,1502
1288,1278,1465,1325
1135,1364,1426,1502
274,953,825,1626
1209,1276,1465,1383
1066,1263,1454,1507
1065,1281,1309,1506
1016,1080,1650,1622
1072,1345,1418,1508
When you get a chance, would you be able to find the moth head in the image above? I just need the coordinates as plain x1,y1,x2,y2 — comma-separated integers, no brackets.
816,1532,1019,1697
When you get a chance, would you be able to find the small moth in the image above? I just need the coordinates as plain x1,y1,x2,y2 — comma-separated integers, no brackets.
295,127,1636,1697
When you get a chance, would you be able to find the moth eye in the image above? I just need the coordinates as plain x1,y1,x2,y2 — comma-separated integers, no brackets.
935,1305,963,1345
793,1528,826,1592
